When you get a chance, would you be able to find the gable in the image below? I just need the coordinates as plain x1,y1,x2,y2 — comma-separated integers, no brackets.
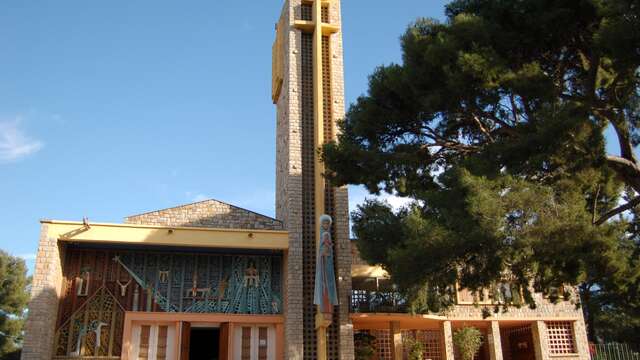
124,199,284,231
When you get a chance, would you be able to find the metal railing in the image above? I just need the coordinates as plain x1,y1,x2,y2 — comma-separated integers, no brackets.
350,290,409,313
591,343,640,360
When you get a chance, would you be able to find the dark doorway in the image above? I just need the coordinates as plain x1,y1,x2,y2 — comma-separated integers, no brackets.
189,327,220,360
501,325,536,360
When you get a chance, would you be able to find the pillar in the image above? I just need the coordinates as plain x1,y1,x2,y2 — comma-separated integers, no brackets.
488,321,504,360
572,320,591,360
442,321,455,360
532,321,549,360
21,223,65,360
390,321,403,360
273,0,352,358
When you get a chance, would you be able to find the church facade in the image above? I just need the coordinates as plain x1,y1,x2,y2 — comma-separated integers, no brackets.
21,1,591,360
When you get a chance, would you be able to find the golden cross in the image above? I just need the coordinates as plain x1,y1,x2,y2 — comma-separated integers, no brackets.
294,3,341,359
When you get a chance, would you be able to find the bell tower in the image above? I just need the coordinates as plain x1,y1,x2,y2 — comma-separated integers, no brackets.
272,0,354,359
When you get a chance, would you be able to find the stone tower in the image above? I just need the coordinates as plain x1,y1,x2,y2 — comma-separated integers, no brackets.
272,0,354,359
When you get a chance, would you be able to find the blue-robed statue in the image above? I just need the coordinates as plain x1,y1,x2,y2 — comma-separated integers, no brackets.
314,214,339,314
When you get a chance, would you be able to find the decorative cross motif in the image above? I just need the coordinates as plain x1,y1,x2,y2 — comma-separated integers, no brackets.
116,279,131,297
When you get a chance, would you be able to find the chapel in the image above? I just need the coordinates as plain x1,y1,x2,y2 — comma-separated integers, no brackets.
21,1,591,359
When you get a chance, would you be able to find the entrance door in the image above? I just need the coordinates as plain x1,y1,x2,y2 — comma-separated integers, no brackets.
190,328,220,360
179,323,224,360
503,326,536,360
130,323,177,360
233,325,276,360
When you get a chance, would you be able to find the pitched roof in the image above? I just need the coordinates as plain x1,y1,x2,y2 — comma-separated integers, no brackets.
124,199,284,231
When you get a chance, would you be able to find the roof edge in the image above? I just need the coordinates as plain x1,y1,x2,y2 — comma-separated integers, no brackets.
124,198,282,224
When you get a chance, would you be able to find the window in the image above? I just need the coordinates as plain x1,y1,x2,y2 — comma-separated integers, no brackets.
371,330,393,360
456,285,492,305
402,330,442,360
546,322,576,355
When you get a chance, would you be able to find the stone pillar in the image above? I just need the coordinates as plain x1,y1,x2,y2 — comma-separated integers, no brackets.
390,321,403,360
488,321,503,360
336,187,354,360
21,223,65,360
532,321,549,360
442,321,455,360
273,0,352,358
572,320,591,360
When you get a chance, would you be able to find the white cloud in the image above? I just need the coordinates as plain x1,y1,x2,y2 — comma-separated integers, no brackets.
17,253,37,261
0,118,43,163
348,185,414,213
192,193,210,202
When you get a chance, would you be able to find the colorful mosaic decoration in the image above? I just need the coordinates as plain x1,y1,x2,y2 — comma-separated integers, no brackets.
53,248,284,358
114,252,283,314
54,287,124,359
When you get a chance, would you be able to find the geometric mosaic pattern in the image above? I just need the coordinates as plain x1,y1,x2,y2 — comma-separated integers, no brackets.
116,252,283,315
546,322,576,355
54,248,284,359
54,286,124,359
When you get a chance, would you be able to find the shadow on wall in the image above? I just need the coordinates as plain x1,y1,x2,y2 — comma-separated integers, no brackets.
21,286,60,360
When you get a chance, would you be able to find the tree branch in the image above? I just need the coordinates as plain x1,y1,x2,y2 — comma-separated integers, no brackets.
592,184,601,225
595,196,640,225
471,114,495,143
606,155,640,173
610,116,638,164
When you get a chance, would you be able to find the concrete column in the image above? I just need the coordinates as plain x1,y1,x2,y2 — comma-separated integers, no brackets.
442,321,455,360
488,321,504,360
572,320,591,360
532,321,549,360
391,321,403,360
21,223,65,360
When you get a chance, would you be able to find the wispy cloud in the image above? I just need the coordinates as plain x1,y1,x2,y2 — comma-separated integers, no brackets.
17,253,37,261
0,118,44,163
348,185,414,213
192,193,210,202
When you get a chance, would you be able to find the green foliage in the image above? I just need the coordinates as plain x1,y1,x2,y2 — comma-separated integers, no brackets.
354,332,377,360
353,170,632,312
324,0,640,341
453,327,483,360
403,336,425,360
0,251,30,356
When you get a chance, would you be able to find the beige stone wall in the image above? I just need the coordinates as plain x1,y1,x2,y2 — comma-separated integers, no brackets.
275,0,305,358
274,0,354,358
329,1,355,358
21,223,65,360
125,199,284,230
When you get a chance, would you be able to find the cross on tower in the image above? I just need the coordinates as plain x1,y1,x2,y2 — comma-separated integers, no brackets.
293,0,340,251
273,0,353,358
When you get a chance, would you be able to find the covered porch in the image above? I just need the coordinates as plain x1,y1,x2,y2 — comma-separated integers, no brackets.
351,314,588,360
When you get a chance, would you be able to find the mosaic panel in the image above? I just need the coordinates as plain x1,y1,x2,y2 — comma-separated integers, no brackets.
54,248,283,359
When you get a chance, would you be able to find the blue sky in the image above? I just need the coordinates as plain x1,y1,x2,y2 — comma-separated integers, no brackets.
0,1,623,273
0,0,452,272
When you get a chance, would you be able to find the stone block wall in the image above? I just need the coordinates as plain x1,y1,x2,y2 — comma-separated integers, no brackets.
125,199,284,230
329,2,355,357
21,223,65,360
275,0,305,358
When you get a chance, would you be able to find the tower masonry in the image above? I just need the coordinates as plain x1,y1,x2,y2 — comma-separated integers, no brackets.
273,0,354,359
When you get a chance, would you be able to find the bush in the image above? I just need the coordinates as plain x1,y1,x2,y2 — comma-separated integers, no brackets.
453,327,483,360
355,332,376,360
404,336,425,360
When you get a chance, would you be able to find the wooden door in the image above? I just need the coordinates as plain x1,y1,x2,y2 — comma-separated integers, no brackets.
180,322,191,360
219,323,230,360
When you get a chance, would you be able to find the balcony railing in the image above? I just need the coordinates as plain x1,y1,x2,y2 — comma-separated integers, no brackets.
350,290,409,313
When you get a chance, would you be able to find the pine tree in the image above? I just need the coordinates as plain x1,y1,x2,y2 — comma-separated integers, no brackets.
324,0,640,341
0,251,30,357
